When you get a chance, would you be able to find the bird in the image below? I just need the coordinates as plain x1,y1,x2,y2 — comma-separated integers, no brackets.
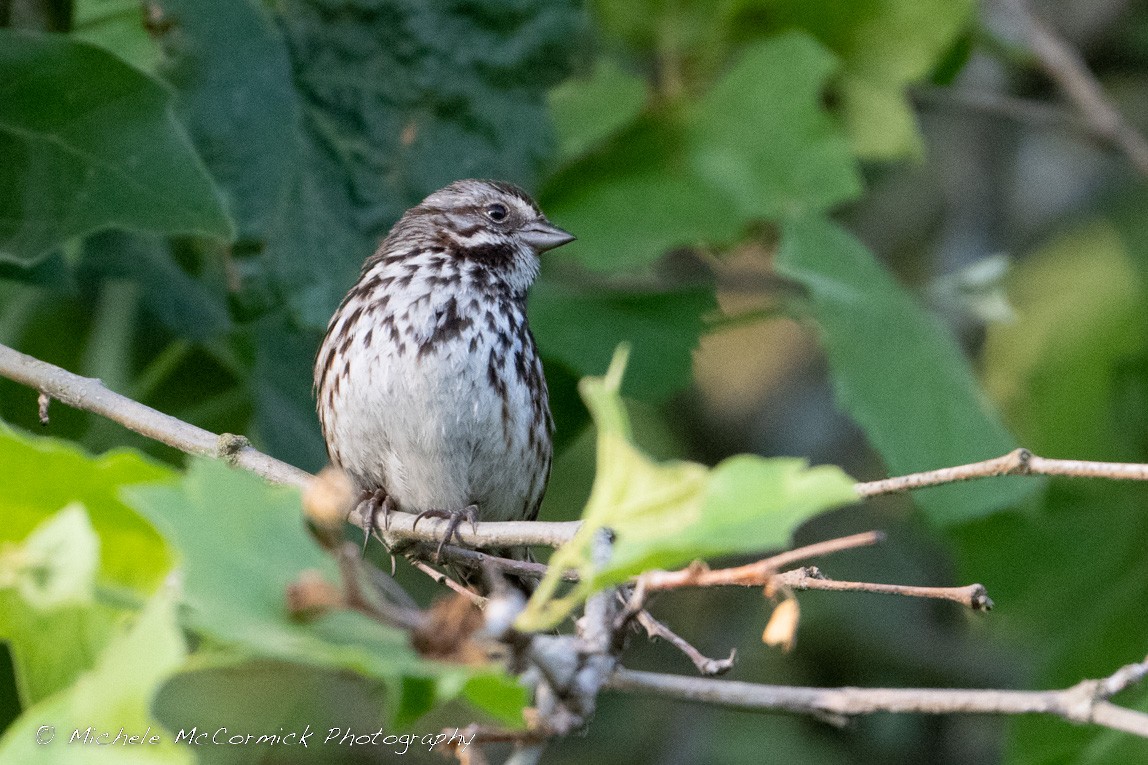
313,179,574,585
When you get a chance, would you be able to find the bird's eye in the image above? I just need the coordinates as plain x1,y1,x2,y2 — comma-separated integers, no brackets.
486,203,509,222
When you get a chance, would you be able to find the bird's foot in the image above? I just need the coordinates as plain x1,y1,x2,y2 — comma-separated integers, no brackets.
353,490,394,553
412,504,479,562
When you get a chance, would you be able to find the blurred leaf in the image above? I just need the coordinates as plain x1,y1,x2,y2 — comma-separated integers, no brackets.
983,221,1147,460
530,278,716,401
79,232,231,342
154,658,391,765
544,33,860,271
0,505,119,705
548,59,647,163
247,317,328,473
0,592,119,707
1,504,99,610
962,218,1148,764
684,33,859,217
955,479,1148,765
259,0,583,328
72,0,161,73
0,427,174,703
0,589,192,764
764,0,976,158
0,425,174,594
125,460,526,726
517,348,857,631
0,30,233,265
154,0,299,243
774,215,1037,523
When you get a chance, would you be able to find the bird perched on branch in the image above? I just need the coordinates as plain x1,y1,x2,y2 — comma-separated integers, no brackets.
314,179,574,584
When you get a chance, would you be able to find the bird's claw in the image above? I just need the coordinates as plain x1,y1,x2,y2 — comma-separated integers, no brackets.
412,504,479,561
354,490,393,553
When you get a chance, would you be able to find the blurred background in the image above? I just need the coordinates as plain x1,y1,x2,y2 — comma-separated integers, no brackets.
2,0,1148,762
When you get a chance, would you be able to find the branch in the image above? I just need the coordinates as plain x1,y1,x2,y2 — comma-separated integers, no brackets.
0,343,312,489
375,513,581,550
633,609,736,676
912,86,1085,134
607,654,1148,737
1005,0,1148,177
770,567,993,612
0,342,580,550
644,531,885,591
856,448,1148,498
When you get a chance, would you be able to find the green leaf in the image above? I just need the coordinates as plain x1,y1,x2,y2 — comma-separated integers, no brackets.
529,278,716,401
262,0,584,328
0,589,192,765
982,221,1148,460
125,460,526,726
543,33,860,271
153,0,299,243
517,347,858,631
683,33,860,218
79,232,232,342
0,427,176,703
0,504,119,705
0,504,99,610
72,0,162,73
0,30,233,265
774,215,1037,523
548,59,647,163
765,0,976,159
0,425,175,595
154,658,393,765
247,317,328,472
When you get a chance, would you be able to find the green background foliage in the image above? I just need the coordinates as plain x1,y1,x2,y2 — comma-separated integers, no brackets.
2,0,1148,762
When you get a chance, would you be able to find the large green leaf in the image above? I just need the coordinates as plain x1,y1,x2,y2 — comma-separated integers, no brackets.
983,221,1148,460
529,278,716,401
0,589,192,765
763,0,976,158
963,217,1148,763
517,348,858,631
774,215,1037,523
543,33,860,271
153,0,299,243
0,427,176,704
0,426,175,595
72,0,162,73
261,0,584,328
154,657,393,765
125,460,526,726
0,505,122,705
548,60,648,163
0,30,233,265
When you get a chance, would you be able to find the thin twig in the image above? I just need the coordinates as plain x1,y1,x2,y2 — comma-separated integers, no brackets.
408,558,487,608
771,567,993,612
607,654,1148,737
856,448,1148,497
634,609,736,676
912,86,1087,133
427,543,580,582
644,531,885,591
1005,0,1148,177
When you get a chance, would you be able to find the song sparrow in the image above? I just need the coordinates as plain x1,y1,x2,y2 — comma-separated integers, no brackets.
314,179,574,572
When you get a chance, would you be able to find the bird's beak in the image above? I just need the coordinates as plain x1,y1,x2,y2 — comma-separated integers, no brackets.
520,219,576,252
